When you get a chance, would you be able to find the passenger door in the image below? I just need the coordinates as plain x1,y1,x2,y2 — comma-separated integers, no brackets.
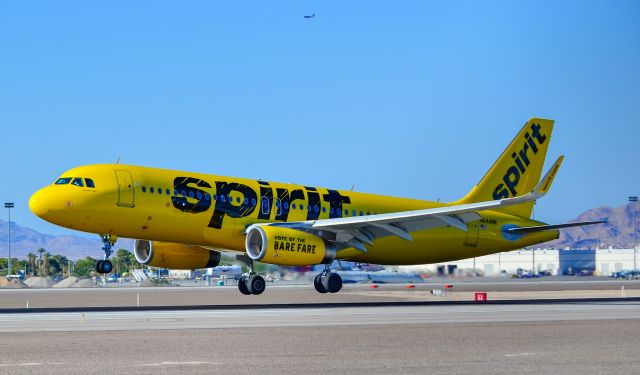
115,170,135,207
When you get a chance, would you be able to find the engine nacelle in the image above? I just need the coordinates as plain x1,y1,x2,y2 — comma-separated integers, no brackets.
134,240,221,269
245,226,336,266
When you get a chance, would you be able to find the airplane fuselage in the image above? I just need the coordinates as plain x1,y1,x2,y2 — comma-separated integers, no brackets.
29,164,557,265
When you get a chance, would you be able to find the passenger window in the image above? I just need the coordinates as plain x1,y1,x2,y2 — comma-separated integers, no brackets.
352,210,356,216
197,192,202,200
150,187,154,193
275,199,282,215
337,208,342,215
322,207,326,213
158,188,162,194
251,198,256,206
54,177,72,185
244,198,248,205
181,190,187,197
344,209,348,216
261,197,270,215
205,193,210,201
236,197,241,203
166,189,170,195
221,195,226,202
189,191,194,198
142,186,147,193
314,206,319,213
292,203,296,210
330,207,334,215
284,202,289,210
85,178,96,188
359,211,363,216
71,178,84,187
300,204,304,210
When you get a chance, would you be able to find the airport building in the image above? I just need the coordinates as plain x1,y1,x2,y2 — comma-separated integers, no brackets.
399,248,639,276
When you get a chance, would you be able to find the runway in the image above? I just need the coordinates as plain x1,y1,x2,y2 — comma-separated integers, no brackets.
0,300,639,332
0,301,639,375
2,282,640,374
2,278,639,310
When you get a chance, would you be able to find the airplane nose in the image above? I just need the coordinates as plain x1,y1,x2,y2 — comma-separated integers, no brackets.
29,187,51,218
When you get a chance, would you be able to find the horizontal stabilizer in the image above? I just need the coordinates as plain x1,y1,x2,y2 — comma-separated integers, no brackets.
506,220,606,234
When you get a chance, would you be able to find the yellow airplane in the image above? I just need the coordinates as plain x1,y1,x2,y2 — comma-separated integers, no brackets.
29,118,602,295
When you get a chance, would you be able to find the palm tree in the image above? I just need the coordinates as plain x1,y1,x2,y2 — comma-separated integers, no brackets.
27,253,36,276
42,252,51,277
37,248,46,276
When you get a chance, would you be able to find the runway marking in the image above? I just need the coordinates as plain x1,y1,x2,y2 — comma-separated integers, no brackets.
504,352,544,357
136,361,221,367
0,362,64,367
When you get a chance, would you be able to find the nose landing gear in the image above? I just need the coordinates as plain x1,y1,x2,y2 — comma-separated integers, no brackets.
96,234,117,274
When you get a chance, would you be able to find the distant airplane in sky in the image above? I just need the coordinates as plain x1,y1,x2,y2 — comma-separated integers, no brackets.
304,13,315,19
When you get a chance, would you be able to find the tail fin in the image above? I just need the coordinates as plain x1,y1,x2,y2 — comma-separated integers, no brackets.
454,118,555,218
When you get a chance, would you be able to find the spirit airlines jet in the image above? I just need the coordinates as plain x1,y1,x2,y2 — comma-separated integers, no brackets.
29,118,601,295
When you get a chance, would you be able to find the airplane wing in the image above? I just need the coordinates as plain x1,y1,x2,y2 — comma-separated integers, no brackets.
248,156,565,253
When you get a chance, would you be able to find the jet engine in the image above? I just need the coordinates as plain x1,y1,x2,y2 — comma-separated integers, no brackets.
245,226,336,266
134,240,221,269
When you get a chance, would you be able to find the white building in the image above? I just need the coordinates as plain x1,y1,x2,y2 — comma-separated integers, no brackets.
398,248,639,276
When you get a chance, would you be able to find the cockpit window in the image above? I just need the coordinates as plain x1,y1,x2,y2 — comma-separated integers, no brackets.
85,178,95,188
71,177,84,187
55,177,72,185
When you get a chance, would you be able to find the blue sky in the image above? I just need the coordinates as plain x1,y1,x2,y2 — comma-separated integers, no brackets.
1,1,639,236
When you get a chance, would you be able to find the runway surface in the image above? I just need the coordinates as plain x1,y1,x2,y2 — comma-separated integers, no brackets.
2,278,639,309
1,300,639,374
2,281,640,374
1,300,639,332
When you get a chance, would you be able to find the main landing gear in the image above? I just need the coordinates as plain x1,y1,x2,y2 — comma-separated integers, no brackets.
314,265,342,294
96,234,116,274
238,258,265,295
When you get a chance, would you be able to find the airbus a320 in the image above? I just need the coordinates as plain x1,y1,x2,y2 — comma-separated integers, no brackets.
29,118,601,295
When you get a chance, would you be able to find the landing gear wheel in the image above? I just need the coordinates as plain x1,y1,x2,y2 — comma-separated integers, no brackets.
101,260,113,273
314,274,328,293
322,272,342,293
238,276,251,295
96,259,112,274
248,275,265,295
96,260,104,274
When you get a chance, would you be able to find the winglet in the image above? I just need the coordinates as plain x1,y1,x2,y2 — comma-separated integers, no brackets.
533,155,564,197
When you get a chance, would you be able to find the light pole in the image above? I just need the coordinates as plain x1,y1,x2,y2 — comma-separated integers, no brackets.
630,196,638,270
4,202,14,277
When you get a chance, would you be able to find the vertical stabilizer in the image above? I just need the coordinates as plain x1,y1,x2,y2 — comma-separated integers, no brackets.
454,118,555,218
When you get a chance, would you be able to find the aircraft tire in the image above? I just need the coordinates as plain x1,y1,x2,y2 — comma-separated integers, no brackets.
96,260,104,274
314,274,327,293
238,276,251,295
248,275,265,295
323,272,342,293
101,260,113,273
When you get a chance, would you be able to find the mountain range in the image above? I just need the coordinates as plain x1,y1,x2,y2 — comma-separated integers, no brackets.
546,202,639,249
0,203,637,260
0,220,133,260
